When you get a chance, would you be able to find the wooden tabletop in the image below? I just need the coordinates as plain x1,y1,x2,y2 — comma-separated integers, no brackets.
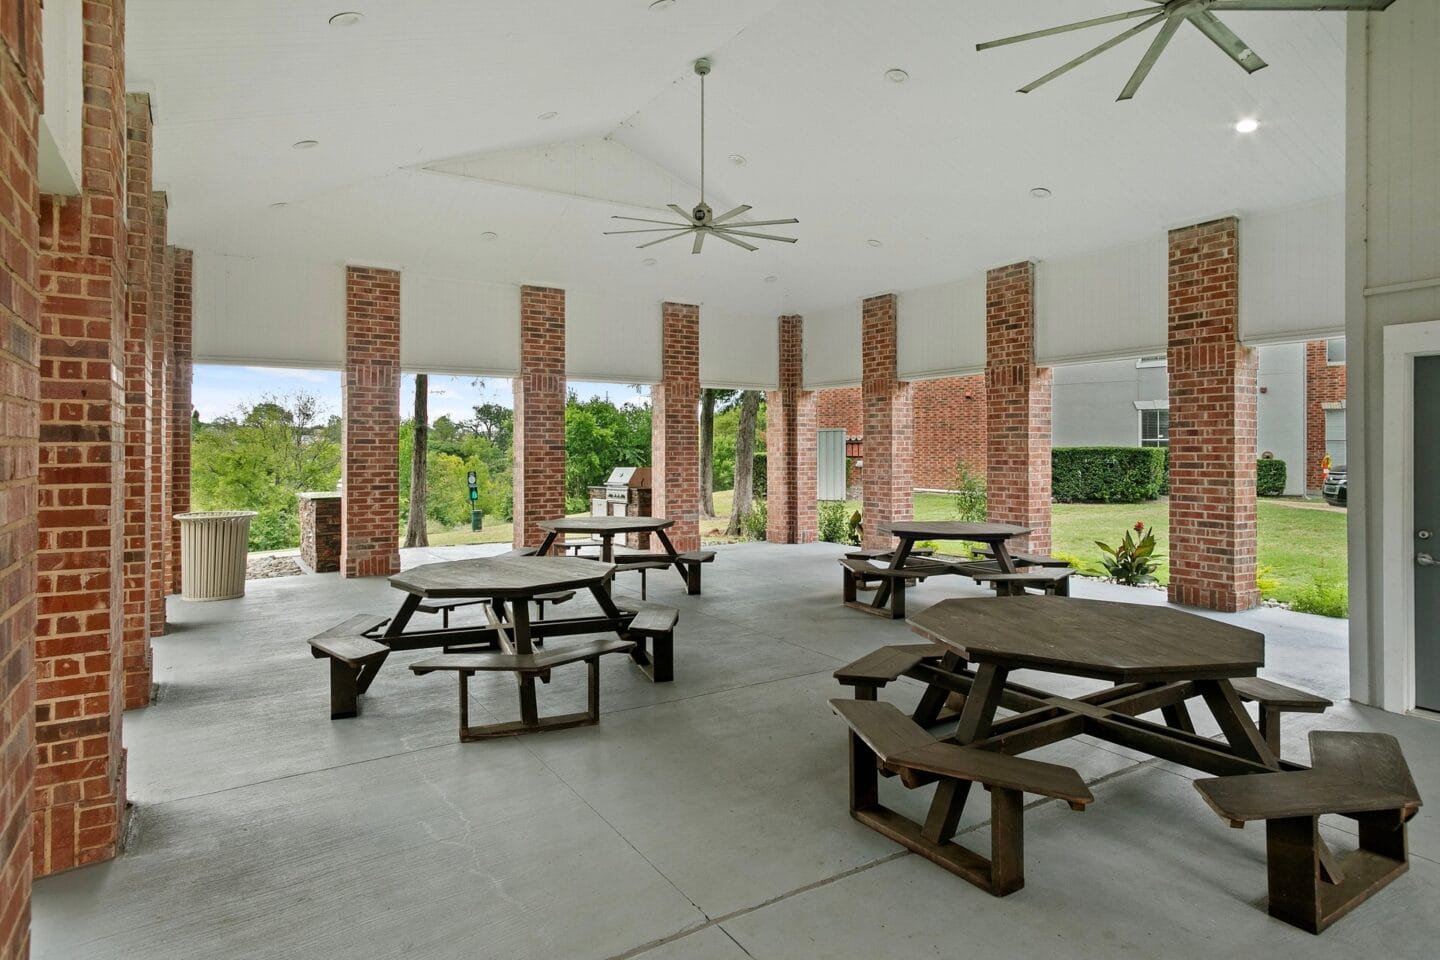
389,556,615,599
879,521,1031,542
538,516,676,534
907,595,1264,682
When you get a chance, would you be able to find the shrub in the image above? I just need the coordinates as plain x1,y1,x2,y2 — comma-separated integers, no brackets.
1052,550,1101,577
817,501,850,543
1256,458,1287,497
1289,575,1348,618
1096,521,1163,586
564,495,589,515
742,500,768,541
953,463,988,522
1053,447,1167,503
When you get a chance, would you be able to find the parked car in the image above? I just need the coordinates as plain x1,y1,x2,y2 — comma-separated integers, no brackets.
1322,465,1347,507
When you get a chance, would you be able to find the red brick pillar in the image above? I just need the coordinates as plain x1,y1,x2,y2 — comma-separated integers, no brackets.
513,286,567,552
34,0,128,877
148,195,170,634
341,266,401,578
985,261,1052,554
121,94,154,709
168,249,192,594
766,315,817,543
652,303,700,552
1304,340,1346,491
1167,218,1259,612
861,294,913,550
0,1,42,950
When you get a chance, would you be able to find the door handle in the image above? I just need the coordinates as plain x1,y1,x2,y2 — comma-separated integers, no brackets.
1420,553,1438,567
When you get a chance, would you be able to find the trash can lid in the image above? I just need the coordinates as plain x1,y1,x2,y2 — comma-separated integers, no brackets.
174,511,258,521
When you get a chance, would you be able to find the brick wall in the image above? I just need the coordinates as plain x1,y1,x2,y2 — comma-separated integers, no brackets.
1167,218,1259,613
341,266,401,578
985,261,1052,554
0,0,42,951
168,248,191,593
299,494,341,573
148,195,170,632
860,295,912,549
1304,340,1346,490
34,0,129,877
514,286,566,551
121,94,153,709
766,315,817,543
652,303,700,553
815,387,862,437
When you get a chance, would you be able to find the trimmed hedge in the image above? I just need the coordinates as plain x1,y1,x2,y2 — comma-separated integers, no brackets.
1257,458,1287,497
1052,447,1167,503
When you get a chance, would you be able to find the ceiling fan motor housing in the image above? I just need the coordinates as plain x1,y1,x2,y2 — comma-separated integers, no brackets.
692,202,712,224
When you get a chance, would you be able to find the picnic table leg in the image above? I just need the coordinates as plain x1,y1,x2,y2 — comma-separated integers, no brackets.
600,533,615,564
923,663,1008,844
382,594,422,640
872,538,914,613
1196,679,1279,769
912,652,964,725
510,599,539,726
536,530,558,557
653,529,693,590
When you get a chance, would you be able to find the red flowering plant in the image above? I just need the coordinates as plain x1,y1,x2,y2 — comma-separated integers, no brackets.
1096,521,1162,586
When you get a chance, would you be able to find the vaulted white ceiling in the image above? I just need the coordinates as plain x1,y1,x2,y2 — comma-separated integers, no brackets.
129,0,1347,318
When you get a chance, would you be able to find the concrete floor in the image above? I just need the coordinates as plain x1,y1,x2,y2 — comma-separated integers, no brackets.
31,542,1439,959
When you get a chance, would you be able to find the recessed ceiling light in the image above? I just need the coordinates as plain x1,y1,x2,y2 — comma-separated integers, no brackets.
642,258,658,266
866,239,883,248
1235,117,1260,134
328,11,363,27
764,275,778,283
729,154,747,166
269,202,288,209
885,68,909,83
649,0,675,9
538,111,559,121
292,139,319,150
480,231,498,241
1030,187,1052,199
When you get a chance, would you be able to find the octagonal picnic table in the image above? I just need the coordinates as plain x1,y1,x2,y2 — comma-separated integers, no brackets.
846,521,1032,618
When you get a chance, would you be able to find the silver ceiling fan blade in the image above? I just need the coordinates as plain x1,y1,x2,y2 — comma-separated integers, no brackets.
977,7,1164,51
610,215,695,226
1117,13,1184,101
1018,12,1167,94
712,231,759,252
604,226,699,235
716,228,798,244
1209,0,1394,9
1187,11,1267,73
710,204,752,225
668,203,697,223
726,218,801,228
636,230,695,249
692,231,706,255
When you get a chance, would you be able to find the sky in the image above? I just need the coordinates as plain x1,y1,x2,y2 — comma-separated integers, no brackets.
192,366,650,424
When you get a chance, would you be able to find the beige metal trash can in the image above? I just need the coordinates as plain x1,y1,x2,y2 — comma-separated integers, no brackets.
175,511,256,601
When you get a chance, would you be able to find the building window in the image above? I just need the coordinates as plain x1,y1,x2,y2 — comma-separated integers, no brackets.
1140,409,1169,448
1326,338,1346,365
1136,354,1167,368
1325,408,1346,466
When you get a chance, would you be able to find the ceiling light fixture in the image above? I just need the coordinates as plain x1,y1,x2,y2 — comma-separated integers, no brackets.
1030,187,1053,199
642,258,658,266
269,202,288,209
976,0,1398,102
479,231,498,241
649,0,676,9
292,139,319,150
605,58,798,255
729,154,747,165
1234,117,1260,134
764,275,778,283
867,239,883,248
328,11,363,27
885,68,910,83
538,111,558,121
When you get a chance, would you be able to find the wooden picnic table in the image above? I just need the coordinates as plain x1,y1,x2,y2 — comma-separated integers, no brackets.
846,521,1031,618
536,516,714,595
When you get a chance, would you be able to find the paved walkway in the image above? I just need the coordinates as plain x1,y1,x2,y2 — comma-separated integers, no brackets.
31,542,1436,959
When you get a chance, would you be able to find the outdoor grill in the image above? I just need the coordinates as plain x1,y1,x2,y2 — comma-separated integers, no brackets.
589,467,653,547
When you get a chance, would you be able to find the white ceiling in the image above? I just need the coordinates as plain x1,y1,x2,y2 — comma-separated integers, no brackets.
129,0,1348,319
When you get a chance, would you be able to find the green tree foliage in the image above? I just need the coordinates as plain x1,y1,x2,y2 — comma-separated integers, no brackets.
191,392,341,550
399,406,512,531
712,397,767,491
563,393,652,505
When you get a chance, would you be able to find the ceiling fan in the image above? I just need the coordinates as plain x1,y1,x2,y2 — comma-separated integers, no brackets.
977,0,1397,101
605,58,798,254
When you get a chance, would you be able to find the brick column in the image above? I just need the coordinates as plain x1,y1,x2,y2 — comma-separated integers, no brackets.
985,261,1052,554
34,0,128,876
513,286,566,551
1167,218,1259,612
1304,340,1346,491
651,303,700,552
148,195,170,634
861,294,913,550
0,1,42,951
766,315,817,543
121,94,154,709
341,266,401,578
168,248,192,594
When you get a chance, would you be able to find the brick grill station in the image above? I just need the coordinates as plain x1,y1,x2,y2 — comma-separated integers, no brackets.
299,494,342,573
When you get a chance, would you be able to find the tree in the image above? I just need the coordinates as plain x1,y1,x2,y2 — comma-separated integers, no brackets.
404,374,429,548
726,390,762,536
700,389,717,517
469,402,513,450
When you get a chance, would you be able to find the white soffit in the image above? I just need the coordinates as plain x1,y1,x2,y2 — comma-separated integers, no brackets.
565,290,662,384
192,253,344,367
400,274,520,377
1037,238,1168,366
701,310,778,390
1240,194,1345,344
803,301,861,389
897,276,985,380
38,0,82,195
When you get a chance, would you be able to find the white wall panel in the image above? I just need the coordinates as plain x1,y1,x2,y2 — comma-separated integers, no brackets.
897,276,986,380
701,310,778,389
803,302,861,388
1037,239,1167,366
400,274,520,376
566,291,662,384
1241,195,1345,344
193,253,344,367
